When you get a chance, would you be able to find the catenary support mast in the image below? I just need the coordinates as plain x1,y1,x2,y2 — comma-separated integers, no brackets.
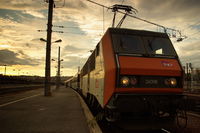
45,0,54,96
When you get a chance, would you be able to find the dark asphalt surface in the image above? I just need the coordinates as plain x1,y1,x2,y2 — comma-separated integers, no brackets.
0,86,90,133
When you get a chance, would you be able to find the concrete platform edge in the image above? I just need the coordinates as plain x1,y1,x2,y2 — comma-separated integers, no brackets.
73,89,102,133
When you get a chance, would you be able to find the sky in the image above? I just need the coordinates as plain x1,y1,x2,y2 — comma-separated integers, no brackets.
0,0,200,76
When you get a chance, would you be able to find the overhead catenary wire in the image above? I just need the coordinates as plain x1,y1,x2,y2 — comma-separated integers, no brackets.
114,7,183,35
86,0,108,8
85,0,185,39
40,26,102,35
52,25,102,30
38,29,85,35
62,31,85,35
86,0,166,30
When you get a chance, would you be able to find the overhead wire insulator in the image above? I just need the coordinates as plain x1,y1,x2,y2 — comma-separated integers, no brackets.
38,30,47,32
53,25,64,28
53,30,64,33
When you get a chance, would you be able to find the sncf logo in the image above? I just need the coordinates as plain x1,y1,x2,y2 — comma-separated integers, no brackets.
161,61,173,67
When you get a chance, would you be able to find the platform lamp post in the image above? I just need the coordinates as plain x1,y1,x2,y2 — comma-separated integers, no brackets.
56,46,63,89
40,38,62,96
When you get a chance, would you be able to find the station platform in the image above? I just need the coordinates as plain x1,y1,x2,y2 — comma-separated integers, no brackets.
0,86,90,133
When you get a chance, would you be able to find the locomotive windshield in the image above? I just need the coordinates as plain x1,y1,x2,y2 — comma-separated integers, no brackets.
112,34,177,57
144,37,177,56
112,35,146,54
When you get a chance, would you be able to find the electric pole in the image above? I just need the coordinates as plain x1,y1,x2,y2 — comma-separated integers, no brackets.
45,0,54,96
56,46,61,89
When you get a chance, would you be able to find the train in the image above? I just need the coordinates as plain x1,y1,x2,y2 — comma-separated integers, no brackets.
66,28,185,129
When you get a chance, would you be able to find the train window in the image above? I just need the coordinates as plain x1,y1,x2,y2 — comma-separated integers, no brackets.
81,50,96,76
112,34,145,54
144,37,177,56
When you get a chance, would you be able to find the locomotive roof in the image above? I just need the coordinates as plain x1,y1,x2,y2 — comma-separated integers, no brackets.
108,28,169,38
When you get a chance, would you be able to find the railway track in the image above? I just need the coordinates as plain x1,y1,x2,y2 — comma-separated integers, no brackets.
184,92,200,115
98,121,173,133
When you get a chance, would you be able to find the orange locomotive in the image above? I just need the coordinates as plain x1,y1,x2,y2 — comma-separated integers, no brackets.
67,28,184,127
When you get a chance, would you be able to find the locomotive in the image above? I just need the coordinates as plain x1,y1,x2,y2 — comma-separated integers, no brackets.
66,28,185,128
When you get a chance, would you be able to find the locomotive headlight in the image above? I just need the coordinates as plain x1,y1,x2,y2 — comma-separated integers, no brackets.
120,76,130,86
170,78,177,86
165,78,177,87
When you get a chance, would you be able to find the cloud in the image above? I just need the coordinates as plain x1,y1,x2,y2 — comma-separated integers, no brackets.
0,14,46,49
0,49,39,66
0,0,200,76
0,0,46,10
0,9,25,22
177,40,200,67
63,45,88,53
62,55,87,68
136,0,200,20
24,10,45,18
50,0,200,72
58,0,87,9
0,28,3,33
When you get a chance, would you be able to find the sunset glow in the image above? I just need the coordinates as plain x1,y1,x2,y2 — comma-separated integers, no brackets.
0,0,200,76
